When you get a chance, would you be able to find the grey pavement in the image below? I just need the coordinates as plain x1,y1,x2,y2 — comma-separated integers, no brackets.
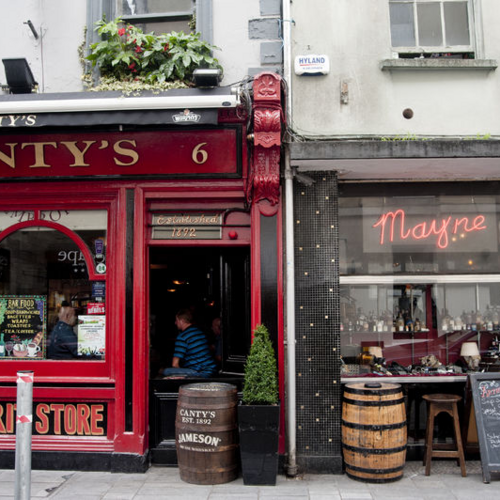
0,460,499,499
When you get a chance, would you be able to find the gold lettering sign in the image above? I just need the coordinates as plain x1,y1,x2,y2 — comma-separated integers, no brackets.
0,402,107,436
152,213,222,240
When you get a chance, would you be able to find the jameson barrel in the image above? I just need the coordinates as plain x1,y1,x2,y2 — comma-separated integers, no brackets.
175,382,238,485
342,382,407,483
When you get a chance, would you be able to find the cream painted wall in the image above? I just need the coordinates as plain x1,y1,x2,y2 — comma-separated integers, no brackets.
290,0,500,137
212,0,262,86
0,0,87,93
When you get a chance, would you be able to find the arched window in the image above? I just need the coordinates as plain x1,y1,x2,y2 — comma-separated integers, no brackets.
0,210,107,361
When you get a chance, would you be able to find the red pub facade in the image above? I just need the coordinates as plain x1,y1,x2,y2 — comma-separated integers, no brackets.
0,72,285,471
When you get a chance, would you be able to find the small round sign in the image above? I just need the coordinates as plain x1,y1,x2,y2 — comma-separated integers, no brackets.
96,263,106,274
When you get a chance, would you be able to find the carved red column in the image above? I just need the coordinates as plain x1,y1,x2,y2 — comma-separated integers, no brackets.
248,72,284,215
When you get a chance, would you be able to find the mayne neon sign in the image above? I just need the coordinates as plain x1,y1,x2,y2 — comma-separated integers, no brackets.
372,209,487,249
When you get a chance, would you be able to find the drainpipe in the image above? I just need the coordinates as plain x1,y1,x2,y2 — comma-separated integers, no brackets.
282,0,298,477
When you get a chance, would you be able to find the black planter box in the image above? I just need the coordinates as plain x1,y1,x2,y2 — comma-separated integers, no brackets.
237,404,280,485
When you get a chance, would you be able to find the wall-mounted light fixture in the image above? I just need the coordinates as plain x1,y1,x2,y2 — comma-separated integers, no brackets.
24,20,39,40
193,68,222,88
2,58,37,94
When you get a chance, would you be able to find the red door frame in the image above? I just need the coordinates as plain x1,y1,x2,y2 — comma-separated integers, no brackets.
135,181,286,454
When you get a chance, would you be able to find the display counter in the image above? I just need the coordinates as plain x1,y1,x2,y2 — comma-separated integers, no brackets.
342,374,467,384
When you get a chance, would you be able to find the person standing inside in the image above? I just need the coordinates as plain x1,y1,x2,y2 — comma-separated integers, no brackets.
162,308,217,378
211,317,222,367
47,302,78,359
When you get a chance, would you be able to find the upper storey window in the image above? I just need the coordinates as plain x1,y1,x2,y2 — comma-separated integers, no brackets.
389,0,474,58
115,0,195,34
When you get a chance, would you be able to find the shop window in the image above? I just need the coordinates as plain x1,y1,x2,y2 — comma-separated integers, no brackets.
389,0,475,59
339,183,500,377
0,210,107,361
340,282,500,373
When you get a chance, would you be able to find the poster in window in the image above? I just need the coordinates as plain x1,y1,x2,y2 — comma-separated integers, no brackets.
0,295,46,359
77,315,105,359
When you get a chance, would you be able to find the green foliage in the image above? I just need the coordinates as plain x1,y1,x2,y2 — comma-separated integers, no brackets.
84,75,189,94
86,17,222,86
380,133,427,141
242,324,279,405
463,133,492,140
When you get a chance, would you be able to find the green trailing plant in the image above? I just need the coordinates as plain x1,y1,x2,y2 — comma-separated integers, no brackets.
242,324,279,405
85,17,222,87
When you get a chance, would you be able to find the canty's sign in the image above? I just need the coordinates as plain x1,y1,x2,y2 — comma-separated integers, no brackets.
0,129,239,178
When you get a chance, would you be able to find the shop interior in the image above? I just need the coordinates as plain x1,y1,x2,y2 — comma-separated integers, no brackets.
340,282,500,376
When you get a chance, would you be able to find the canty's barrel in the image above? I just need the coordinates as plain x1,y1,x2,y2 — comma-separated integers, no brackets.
175,382,238,485
342,382,407,483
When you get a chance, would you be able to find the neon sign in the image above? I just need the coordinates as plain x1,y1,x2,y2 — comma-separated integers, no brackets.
372,209,487,249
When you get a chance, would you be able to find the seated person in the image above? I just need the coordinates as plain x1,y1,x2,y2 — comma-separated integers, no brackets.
47,302,77,359
162,309,217,378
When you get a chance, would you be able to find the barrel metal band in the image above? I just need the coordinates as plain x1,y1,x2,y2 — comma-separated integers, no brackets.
345,471,404,483
342,443,407,454
346,463,405,475
344,387,402,396
343,396,405,407
342,419,407,431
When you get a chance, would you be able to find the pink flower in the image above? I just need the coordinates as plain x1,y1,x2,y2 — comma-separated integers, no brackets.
118,28,126,36
163,43,169,51
135,45,143,53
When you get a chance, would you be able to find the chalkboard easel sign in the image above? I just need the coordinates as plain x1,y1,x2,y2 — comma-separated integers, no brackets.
470,372,500,483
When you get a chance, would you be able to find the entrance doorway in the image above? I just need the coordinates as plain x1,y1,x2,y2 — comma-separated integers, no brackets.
148,246,250,464
149,246,251,377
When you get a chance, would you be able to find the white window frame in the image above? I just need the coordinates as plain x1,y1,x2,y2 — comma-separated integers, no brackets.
86,0,213,48
389,0,480,57
115,0,195,31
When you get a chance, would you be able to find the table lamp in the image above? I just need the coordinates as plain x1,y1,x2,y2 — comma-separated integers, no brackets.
460,342,480,371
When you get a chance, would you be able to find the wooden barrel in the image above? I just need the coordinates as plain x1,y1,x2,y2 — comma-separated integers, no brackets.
342,382,407,483
175,382,238,485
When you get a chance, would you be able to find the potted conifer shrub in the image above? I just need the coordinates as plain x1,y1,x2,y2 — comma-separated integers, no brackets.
238,324,280,486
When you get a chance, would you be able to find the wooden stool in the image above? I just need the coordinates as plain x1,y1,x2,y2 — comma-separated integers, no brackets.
422,394,466,477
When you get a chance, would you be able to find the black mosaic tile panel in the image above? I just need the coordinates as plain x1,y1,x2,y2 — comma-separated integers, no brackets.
293,171,341,458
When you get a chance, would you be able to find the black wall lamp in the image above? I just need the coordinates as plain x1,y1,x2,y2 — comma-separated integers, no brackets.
2,58,38,94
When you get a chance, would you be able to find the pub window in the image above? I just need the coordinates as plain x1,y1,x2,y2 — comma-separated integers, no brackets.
0,210,107,361
389,0,475,59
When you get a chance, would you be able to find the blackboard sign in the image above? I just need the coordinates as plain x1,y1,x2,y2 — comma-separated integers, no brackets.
0,295,46,358
470,373,500,483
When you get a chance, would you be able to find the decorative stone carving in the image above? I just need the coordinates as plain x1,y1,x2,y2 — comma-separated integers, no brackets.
248,72,283,213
